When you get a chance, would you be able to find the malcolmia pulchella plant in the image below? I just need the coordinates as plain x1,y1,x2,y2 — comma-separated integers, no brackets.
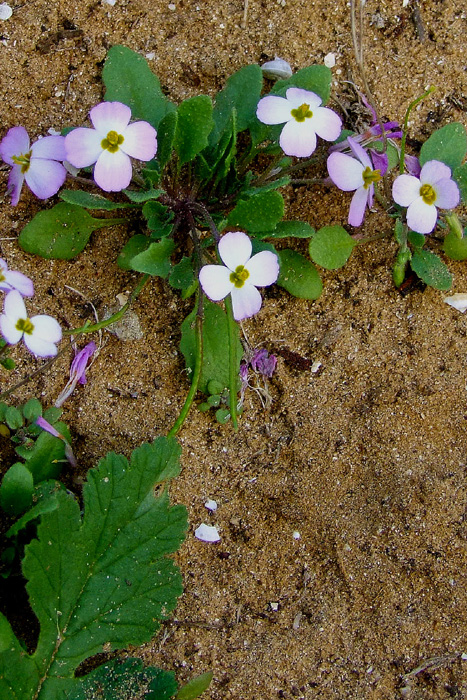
1,45,467,428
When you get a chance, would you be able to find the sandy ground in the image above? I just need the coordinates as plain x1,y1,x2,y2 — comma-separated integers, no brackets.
1,0,467,698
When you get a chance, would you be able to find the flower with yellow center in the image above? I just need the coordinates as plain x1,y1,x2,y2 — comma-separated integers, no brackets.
0,290,62,357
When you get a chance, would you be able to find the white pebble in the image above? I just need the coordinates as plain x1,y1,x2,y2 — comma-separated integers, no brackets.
324,53,336,68
195,523,220,542
293,531,301,540
0,3,12,20
102,0,117,5
261,57,293,81
444,293,467,313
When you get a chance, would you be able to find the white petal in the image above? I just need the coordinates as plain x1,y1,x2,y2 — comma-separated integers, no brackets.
94,149,132,192
121,121,158,161
246,251,279,287
285,88,322,110
30,314,62,343
90,101,132,135
4,289,26,322
433,178,460,209
256,95,292,125
444,293,467,313
65,128,103,168
0,314,22,344
204,499,218,511
195,524,220,542
310,106,342,142
4,270,34,297
31,135,67,161
392,174,421,207
25,159,66,199
327,152,364,191
348,186,369,227
231,284,263,320
199,265,233,301
420,159,452,185
23,334,58,357
279,119,316,158
347,136,372,168
407,198,438,234
218,231,252,270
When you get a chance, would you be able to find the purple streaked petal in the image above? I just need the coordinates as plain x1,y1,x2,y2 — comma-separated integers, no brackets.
121,121,158,161
65,128,103,168
433,178,460,210
6,165,24,206
280,119,317,157
0,126,30,165
405,154,421,177
327,152,364,191
3,270,34,297
310,106,342,142
90,101,132,135
392,174,421,207
285,88,322,110
199,265,233,301
246,251,279,287
231,283,262,320
0,314,22,344
25,159,66,199
256,95,293,125
348,186,370,227
347,136,372,168
407,198,437,234
94,149,132,192
420,159,452,185
369,149,388,176
70,341,97,384
31,135,67,161
218,231,252,270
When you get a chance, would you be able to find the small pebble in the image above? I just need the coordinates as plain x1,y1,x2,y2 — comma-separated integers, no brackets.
0,3,12,20
324,52,336,68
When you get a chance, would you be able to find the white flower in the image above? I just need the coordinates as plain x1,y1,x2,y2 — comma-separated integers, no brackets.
199,231,279,321
0,290,62,357
0,258,34,297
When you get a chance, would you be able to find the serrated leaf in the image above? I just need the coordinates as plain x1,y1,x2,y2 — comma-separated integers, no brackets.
210,64,263,144
0,438,187,699
130,238,175,277
174,95,214,166
442,230,467,260
271,65,332,103
410,249,452,290
277,249,323,299
176,671,213,699
309,225,357,270
0,463,34,516
60,190,133,210
227,190,284,232
453,162,467,204
18,203,115,260
180,299,242,394
103,45,175,128
419,123,467,170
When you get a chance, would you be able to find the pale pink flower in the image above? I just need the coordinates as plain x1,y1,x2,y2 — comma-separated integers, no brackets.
0,290,62,357
0,259,34,297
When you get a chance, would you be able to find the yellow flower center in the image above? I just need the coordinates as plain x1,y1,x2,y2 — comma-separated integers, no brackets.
362,166,381,190
11,151,31,173
101,130,124,153
16,318,34,335
291,103,313,122
420,183,436,205
230,265,250,288
0,271,5,282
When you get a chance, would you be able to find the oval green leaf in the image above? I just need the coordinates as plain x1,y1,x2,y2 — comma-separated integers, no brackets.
410,249,452,290
420,123,467,170
277,249,323,299
309,225,357,270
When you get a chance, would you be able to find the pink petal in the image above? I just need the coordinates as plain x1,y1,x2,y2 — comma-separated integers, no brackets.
348,186,370,227
90,101,132,135
4,270,34,297
347,136,372,168
30,314,62,344
327,152,364,191
433,178,460,210
256,95,292,125
231,284,262,320
121,121,158,161
31,135,67,161
420,159,452,185
246,251,279,287
407,198,438,234
93,149,132,192
25,159,66,199
65,128,103,168
285,88,322,110
6,165,24,206
218,231,252,270
0,126,30,165
392,174,421,207
310,106,342,142
279,119,316,158
0,314,22,345
199,265,233,301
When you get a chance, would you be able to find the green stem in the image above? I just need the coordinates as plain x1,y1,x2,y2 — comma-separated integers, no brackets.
63,274,149,336
224,295,239,431
399,86,436,173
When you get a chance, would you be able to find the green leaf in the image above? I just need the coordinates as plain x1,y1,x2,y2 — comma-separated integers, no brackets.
410,249,452,290
0,438,186,699
123,188,163,203
442,229,467,260
407,230,426,248
243,175,291,197
309,225,357,269
176,671,213,699
103,45,175,128
6,481,64,538
419,123,467,170
227,190,284,232
117,234,151,270
453,162,467,204
277,250,323,299
130,238,175,277
174,95,214,166
0,463,34,516
19,421,71,484
143,201,174,238
60,190,133,211
4,406,23,430
22,398,43,422
169,256,195,291
256,220,315,240
180,299,242,394
157,109,178,171
19,203,116,260
271,65,332,103
210,64,263,144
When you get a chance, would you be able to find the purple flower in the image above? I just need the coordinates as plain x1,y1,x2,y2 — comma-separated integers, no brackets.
36,416,77,468
65,101,157,192
256,87,342,158
199,231,279,321
250,348,277,378
0,290,62,357
392,159,460,234
327,136,385,226
0,127,67,206
55,341,97,407
0,259,34,297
